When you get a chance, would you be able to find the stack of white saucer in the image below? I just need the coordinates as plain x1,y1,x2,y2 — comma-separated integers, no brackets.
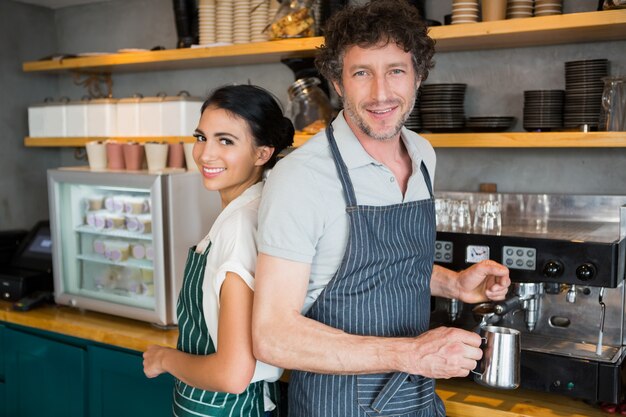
233,0,251,44
507,0,534,19
534,0,562,16
216,0,233,44
199,0,216,45
451,0,480,24
251,0,270,42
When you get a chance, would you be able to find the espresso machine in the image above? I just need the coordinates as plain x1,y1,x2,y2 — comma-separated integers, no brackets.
430,192,626,404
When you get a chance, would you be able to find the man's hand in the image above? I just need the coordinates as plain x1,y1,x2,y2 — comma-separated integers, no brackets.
402,327,483,379
457,260,511,304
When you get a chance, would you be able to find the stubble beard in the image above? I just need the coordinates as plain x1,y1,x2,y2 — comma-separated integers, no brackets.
342,89,416,142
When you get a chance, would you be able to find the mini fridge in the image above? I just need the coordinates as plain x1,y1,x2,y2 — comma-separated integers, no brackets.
47,167,221,327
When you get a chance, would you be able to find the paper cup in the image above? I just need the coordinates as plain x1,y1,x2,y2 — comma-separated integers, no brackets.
183,142,198,172
167,142,185,168
106,141,126,170
482,0,508,21
85,141,107,170
123,142,145,171
144,143,169,172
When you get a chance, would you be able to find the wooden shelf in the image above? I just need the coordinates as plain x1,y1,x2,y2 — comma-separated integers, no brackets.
421,131,626,148
24,132,626,148
22,10,626,74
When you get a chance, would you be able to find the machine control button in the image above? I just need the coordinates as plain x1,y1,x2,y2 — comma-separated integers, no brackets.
516,249,524,256
516,259,524,267
576,263,596,281
434,240,453,264
502,246,536,270
526,260,535,268
506,259,513,266
506,248,513,256
543,260,564,279
435,242,442,250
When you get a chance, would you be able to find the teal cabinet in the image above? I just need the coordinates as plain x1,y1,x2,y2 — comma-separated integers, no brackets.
88,345,174,417
0,324,5,417
4,327,86,417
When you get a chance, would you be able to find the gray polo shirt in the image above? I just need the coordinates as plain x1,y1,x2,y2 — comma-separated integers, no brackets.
258,111,436,313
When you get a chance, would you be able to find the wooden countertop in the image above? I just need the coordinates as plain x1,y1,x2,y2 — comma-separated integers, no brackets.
0,300,178,352
0,301,609,416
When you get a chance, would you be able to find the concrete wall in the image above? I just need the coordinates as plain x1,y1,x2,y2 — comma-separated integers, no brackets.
1,1,60,230
6,0,626,229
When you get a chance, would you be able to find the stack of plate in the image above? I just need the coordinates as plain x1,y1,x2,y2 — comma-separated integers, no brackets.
250,0,269,42
419,84,467,132
534,0,562,16
233,0,251,44
216,0,233,44
507,0,534,19
564,59,609,129
466,116,516,132
523,90,564,131
405,92,422,132
451,0,479,24
198,0,216,45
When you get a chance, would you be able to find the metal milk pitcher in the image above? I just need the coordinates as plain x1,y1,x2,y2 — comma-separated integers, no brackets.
472,325,521,389
599,76,626,131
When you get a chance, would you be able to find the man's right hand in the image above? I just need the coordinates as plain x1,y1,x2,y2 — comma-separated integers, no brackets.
403,327,483,379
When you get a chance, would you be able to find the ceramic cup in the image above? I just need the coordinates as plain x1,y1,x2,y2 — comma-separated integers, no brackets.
106,141,126,170
123,142,145,171
85,141,107,170
183,142,198,172
167,142,186,168
144,142,169,172
482,0,508,21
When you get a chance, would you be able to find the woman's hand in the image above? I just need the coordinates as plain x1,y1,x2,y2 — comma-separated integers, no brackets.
143,344,173,378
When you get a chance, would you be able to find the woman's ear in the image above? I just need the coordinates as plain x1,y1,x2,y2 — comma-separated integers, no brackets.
255,146,275,166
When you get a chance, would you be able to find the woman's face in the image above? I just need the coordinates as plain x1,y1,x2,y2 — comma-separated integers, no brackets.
192,106,270,207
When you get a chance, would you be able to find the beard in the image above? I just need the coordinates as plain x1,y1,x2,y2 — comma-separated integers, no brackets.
341,88,416,142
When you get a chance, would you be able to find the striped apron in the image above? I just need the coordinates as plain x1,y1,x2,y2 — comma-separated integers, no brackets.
173,243,268,417
288,125,446,417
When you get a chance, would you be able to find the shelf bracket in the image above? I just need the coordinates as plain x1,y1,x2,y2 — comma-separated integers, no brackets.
71,71,113,98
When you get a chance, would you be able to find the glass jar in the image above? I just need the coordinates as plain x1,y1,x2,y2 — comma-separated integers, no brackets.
287,77,333,133
268,0,316,39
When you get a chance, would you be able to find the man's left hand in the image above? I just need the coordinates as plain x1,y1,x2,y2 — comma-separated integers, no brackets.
456,260,511,304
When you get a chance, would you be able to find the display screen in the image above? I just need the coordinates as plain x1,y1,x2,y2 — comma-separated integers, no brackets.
26,234,52,255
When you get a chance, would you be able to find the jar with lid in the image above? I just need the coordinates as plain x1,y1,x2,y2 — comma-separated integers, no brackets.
287,77,333,134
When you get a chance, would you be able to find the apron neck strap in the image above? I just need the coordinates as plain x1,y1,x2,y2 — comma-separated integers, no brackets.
326,124,435,204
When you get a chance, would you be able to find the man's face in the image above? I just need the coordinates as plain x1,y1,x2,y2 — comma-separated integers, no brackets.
334,42,420,142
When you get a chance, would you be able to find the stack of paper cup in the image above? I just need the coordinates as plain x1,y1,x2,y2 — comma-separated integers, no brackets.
452,0,480,24
534,0,562,16
268,0,280,30
216,0,233,44
199,0,216,45
183,142,198,172
233,0,251,44
251,0,269,42
86,141,107,170
507,0,534,19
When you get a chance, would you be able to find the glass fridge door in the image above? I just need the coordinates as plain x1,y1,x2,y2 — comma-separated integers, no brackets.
48,168,167,324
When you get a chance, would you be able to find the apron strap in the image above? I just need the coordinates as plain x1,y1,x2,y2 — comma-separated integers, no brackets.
326,124,358,208
326,124,435,205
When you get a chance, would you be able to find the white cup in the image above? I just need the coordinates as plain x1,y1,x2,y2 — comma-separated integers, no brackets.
85,141,107,170
183,142,198,172
144,143,169,172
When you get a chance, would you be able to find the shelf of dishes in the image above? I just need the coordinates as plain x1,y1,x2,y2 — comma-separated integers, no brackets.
23,131,626,148
21,10,626,73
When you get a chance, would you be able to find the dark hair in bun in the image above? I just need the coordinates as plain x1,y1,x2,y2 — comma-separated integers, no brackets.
201,84,294,169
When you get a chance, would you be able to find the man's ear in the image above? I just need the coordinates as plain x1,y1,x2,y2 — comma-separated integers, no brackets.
255,146,275,166
332,80,342,97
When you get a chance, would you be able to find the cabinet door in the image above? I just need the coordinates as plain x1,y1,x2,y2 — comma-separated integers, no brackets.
0,324,5,417
5,328,86,417
88,345,174,417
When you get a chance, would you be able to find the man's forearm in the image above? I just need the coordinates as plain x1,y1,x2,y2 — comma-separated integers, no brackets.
430,265,460,299
254,310,413,375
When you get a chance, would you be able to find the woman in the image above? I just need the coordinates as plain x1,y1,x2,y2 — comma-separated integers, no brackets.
143,84,294,416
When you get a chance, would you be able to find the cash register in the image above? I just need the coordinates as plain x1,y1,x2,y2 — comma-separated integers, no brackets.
0,221,53,301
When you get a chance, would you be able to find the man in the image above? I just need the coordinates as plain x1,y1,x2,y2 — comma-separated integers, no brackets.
253,1,511,416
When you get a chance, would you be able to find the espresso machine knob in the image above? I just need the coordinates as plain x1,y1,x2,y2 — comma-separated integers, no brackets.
576,263,596,281
543,260,564,279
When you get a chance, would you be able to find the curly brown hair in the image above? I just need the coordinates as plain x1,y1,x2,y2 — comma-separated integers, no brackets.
315,0,435,86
